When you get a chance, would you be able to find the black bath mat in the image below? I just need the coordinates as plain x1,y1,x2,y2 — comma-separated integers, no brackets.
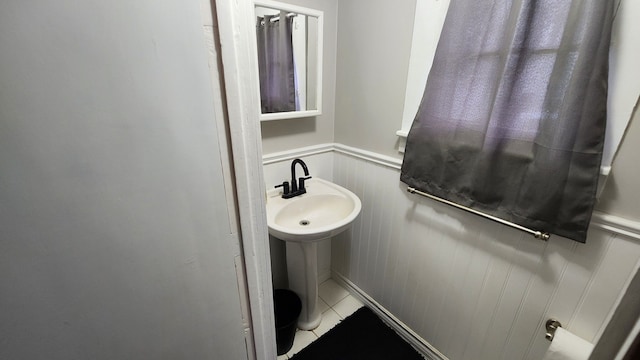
290,307,424,360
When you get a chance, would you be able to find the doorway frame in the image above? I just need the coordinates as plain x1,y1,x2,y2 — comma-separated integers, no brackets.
212,0,277,359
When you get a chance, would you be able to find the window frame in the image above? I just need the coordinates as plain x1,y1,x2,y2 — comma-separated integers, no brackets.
398,0,638,181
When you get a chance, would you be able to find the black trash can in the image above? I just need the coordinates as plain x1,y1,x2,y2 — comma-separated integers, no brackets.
273,289,302,355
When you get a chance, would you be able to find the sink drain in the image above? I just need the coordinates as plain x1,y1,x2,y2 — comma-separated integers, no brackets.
299,220,310,226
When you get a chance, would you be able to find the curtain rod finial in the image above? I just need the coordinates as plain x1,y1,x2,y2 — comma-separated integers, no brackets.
535,231,550,241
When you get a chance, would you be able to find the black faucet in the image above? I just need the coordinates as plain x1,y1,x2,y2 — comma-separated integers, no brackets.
274,158,312,199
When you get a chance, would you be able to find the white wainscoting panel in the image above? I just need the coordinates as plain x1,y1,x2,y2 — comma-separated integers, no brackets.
331,150,640,360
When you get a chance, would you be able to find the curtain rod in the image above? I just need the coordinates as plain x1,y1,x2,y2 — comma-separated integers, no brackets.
264,13,297,22
406,187,551,241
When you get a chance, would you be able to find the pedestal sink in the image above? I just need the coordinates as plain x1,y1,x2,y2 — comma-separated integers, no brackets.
266,178,361,330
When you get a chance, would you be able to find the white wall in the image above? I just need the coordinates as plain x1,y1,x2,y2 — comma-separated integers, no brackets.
334,0,417,159
0,1,248,359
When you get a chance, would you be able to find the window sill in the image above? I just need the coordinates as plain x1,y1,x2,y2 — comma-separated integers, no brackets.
395,129,409,153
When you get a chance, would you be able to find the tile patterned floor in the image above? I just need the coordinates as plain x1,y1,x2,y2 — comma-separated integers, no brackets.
277,279,364,359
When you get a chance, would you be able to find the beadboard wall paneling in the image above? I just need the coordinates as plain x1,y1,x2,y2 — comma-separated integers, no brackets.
261,144,640,359
331,150,640,360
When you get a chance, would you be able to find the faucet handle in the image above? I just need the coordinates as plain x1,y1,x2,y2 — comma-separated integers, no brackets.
298,176,312,192
275,181,290,195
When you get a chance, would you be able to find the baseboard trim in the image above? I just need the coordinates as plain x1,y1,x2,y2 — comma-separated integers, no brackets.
318,270,331,284
331,271,448,360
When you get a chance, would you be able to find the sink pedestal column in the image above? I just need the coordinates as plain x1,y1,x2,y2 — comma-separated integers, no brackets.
286,241,321,330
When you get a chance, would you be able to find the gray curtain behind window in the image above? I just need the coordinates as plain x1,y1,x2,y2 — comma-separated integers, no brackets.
401,0,615,243
256,12,296,113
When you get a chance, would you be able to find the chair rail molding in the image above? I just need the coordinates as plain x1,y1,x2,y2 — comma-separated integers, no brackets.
263,143,640,241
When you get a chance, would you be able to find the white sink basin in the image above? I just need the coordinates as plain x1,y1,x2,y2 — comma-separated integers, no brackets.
266,178,362,242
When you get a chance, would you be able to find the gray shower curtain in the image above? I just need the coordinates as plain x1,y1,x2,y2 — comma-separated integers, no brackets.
401,0,615,243
256,11,296,114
